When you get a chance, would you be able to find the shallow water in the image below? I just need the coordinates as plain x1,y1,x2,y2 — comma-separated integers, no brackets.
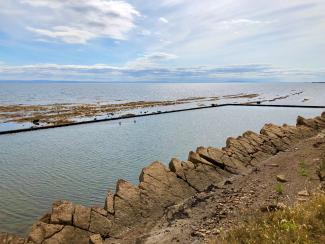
0,106,323,235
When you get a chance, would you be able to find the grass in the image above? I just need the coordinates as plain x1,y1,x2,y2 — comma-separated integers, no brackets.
211,194,325,244
275,183,284,195
299,161,310,177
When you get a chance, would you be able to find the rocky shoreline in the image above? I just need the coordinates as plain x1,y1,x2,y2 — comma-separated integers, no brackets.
1,112,325,243
0,91,304,129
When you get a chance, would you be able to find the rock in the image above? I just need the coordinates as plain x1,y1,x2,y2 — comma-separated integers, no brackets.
298,190,309,197
265,164,279,167
42,226,90,244
297,197,308,202
32,119,40,125
276,202,287,209
92,207,108,217
139,161,196,208
113,179,143,230
27,222,64,244
197,147,247,174
89,210,111,237
73,204,91,230
104,192,115,214
188,151,215,167
50,200,75,225
276,175,287,182
89,234,103,244
0,233,25,244
169,158,226,192
260,203,286,212
317,164,325,181
297,116,319,130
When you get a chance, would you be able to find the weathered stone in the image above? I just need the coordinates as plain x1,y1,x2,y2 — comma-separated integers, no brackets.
50,200,74,225
92,207,108,217
113,179,143,228
298,190,309,197
259,143,277,155
269,138,289,151
297,116,319,130
317,164,325,181
261,125,281,139
243,131,264,145
197,147,246,174
237,137,256,154
188,151,214,167
104,192,115,214
169,158,226,192
27,222,64,244
0,233,25,244
73,205,91,230
139,161,196,207
89,211,111,237
42,226,90,244
314,117,325,128
228,149,252,166
169,158,189,180
251,151,271,163
276,175,287,182
90,234,103,244
226,138,251,158
38,213,51,224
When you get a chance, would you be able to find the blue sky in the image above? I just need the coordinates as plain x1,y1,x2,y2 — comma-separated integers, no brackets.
0,0,324,82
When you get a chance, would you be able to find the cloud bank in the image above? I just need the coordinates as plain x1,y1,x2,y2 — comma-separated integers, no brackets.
7,0,140,43
1,56,324,82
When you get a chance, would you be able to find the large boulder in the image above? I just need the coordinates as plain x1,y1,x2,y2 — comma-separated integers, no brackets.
139,161,196,207
297,116,319,130
169,158,227,192
88,210,111,237
50,200,74,225
196,147,246,174
113,179,143,228
27,222,64,244
73,205,91,230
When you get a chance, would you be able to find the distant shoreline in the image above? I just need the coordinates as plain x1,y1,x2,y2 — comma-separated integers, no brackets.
1,103,324,135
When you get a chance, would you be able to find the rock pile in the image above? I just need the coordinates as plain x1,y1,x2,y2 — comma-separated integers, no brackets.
1,112,325,243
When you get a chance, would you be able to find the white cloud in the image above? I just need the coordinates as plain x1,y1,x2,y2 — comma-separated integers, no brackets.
217,18,271,30
0,61,324,82
159,17,169,24
27,26,96,44
19,0,140,43
160,0,185,7
126,52,178,69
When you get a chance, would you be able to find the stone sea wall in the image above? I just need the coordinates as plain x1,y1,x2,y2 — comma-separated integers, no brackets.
1,112,325,244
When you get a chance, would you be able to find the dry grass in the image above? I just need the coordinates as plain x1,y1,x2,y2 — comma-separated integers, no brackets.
211,193,325,244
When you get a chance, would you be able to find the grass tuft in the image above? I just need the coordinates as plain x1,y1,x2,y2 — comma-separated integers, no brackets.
275,183,284,195
210,194,325,244
299,161,310,177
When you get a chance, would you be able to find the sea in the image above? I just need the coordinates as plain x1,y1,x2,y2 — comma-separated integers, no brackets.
0,82,324,235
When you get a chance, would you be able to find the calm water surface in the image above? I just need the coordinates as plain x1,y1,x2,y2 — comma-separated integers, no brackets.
0,82,324,105
0,106,324,235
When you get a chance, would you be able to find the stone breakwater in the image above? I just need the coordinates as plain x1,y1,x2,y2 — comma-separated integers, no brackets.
1,112,325,244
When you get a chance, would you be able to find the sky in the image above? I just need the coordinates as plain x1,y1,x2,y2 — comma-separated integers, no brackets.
0,0,324,82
